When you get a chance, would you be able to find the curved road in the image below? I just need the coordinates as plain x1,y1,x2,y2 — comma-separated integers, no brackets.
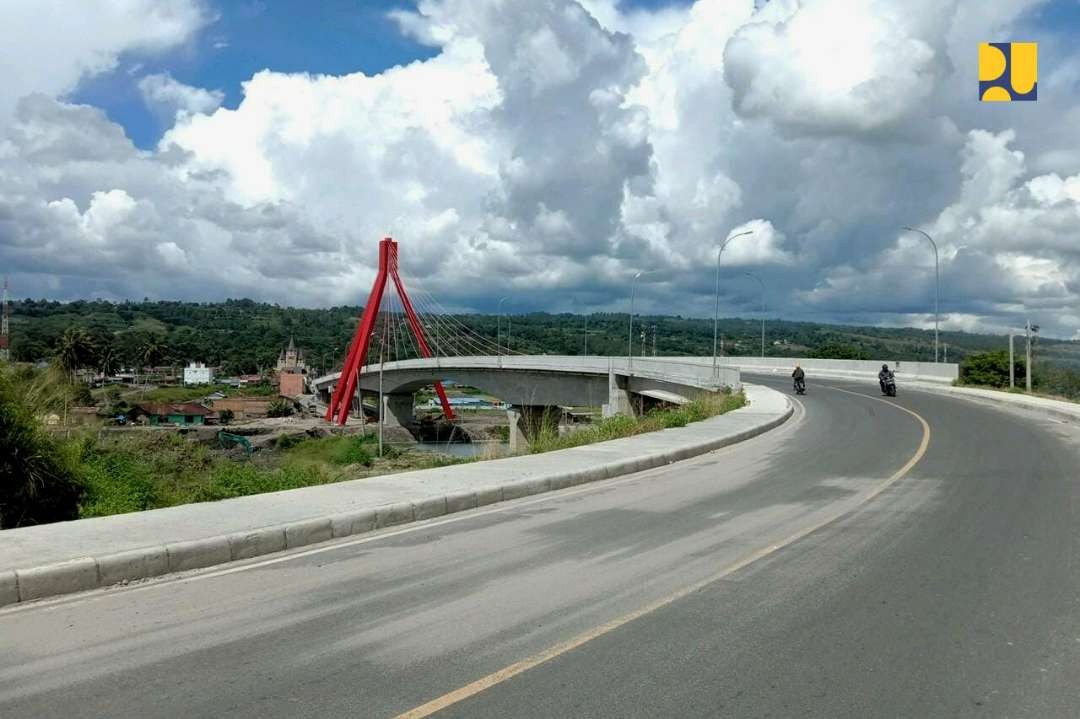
2,377,1079,717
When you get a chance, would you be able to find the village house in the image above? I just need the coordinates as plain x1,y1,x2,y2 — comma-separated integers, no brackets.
130,402,215,426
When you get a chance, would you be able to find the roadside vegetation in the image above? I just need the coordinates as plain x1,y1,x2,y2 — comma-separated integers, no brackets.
957,350,1080,402
0,362,468,526
0,363,84,527
3,359,747,527
527,389,745,454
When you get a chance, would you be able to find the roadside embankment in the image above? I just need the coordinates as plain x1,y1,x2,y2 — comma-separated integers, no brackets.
0,384,791,607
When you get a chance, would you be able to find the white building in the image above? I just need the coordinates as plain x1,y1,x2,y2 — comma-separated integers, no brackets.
183,362,214,386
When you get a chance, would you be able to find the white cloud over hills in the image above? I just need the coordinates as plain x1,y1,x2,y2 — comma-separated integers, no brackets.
1,0,1079,337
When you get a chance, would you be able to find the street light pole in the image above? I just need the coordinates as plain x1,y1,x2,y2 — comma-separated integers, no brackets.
902,227,940,362
628,270,657,375
743,271,766,358
713,229,754,377
497,297,507,356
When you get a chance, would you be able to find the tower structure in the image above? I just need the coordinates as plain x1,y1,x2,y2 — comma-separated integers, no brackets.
0,277,9,362
325,238,455,426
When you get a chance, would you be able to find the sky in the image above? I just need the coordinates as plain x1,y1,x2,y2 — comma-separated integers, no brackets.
1,0,1080,338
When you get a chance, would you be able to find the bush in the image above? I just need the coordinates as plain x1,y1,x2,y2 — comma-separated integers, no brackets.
278,434,375,467
275,432,302,450
218,408,235,425
320,436,373,466
0,367,84,527
960,350,1023,388
266,398,294,418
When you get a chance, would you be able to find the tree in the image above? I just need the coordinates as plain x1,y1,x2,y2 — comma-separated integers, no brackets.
54,326,96,381
960,350,1023,388
139,337,166,371
218,408,235,425
98,345,119,376
811,343,869,360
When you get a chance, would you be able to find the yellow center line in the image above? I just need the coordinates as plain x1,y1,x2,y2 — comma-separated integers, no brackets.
394,388,930,719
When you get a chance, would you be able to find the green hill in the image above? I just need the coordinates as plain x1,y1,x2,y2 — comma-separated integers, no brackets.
6,297,1076,375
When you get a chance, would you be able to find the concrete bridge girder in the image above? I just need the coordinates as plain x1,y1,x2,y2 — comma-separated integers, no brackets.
356,369,612,409
313,358,742,428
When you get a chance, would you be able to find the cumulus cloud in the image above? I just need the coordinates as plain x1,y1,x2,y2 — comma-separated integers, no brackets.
723,0,951,135
138,73,224,121
0,0,207,121
2,0,1080,338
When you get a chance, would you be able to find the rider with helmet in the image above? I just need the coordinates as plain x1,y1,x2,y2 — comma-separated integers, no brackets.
792,364,806,394
879,364,895,394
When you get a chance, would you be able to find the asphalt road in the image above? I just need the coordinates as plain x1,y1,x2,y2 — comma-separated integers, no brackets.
2,377,1079,718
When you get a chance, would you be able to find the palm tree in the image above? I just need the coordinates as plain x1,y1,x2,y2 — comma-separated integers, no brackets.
55,327,96,382
98,345,118,377
136,337,167,392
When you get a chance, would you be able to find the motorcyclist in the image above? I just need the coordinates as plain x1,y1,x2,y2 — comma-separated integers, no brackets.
878,363,895,394
792,364,805,393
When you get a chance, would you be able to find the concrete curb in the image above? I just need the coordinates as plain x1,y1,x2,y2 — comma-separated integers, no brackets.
2,390,792,608
909,382,1080,424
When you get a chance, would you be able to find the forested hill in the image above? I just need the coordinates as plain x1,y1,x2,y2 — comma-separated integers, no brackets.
7,297,1080,376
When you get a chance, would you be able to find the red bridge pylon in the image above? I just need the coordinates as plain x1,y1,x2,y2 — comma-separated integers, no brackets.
326,237,455,426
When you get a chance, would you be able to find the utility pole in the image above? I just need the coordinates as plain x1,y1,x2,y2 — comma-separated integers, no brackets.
1009,332,1015,389
0,276,9,362
652,324,657,357
583,313,589,357
1025,319,1032,393
640,329,646,357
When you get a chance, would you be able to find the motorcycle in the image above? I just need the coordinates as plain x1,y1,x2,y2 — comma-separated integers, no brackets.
881,375,897,397
793,377,806,395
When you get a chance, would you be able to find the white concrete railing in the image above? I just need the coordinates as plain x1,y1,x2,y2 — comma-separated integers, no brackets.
313,355,742,392
697,356,958,384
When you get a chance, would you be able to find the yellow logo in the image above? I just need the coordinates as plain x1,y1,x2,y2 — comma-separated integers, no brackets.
979,42,1037,101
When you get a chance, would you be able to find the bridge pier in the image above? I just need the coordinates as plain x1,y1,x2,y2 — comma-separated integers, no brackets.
382,393,415,429
507,405,560,453
603,367,635,418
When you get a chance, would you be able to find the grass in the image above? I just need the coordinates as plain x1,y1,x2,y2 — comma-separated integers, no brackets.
527,390,746,454
29,381,744,522
136,382,278,403
75,432,383,517
73,429,481,519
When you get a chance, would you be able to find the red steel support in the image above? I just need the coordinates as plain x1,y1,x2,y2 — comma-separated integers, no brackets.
327,239,391,424
388,243,455,420
326,237,455,425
